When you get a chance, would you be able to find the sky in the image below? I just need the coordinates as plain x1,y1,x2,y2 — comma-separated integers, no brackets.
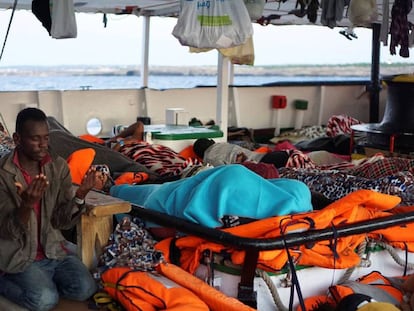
0,9,413,67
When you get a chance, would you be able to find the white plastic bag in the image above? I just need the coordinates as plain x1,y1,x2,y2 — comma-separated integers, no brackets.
219,36,255,65
190,36,255,65
172,0,253,49
244,0,266,21
50,0,77,39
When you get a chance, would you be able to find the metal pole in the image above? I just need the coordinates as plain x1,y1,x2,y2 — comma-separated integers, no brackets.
370,22,381,123
217,53,229,140
141,16,150,88
131,204,414,251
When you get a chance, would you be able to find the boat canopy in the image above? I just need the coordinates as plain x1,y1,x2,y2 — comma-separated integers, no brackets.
1,0,414,28
0,0,411,137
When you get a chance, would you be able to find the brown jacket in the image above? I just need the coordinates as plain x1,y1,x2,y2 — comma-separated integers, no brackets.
0,150,82,273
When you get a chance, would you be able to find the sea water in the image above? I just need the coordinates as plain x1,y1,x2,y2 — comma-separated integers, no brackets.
0,74,368,91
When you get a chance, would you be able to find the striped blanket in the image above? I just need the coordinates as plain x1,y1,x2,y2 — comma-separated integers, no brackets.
118,140,196,177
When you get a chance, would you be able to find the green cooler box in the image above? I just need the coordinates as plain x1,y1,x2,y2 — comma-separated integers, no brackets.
144,124,224,152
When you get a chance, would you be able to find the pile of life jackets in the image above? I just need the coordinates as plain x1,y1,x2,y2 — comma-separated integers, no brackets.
155,190,414,273
101,263,257,311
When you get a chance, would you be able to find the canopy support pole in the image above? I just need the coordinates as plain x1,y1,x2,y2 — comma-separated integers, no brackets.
369,22,382,123
141,16,150,88
217,53,230,140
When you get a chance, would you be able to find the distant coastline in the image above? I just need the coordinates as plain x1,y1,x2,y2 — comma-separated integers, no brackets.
0,63,413,77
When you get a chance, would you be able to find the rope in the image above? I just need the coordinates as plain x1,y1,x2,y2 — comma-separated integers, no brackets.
255,239,414,311
337,239,414,285
256,268,288,311
376,240,414,270
336,239,368,285
0,0,18,62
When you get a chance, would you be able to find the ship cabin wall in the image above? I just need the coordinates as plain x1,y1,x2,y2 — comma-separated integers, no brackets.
0,84,386,137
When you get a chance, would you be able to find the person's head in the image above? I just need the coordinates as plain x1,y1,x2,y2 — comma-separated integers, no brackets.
13,107,49,162
193,138,215,158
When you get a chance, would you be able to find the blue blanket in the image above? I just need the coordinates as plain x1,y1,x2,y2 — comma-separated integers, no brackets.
110,164,312,228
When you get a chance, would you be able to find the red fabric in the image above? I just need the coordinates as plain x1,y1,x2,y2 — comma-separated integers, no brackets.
119,141,189,177
241,161,279,179
326,114,361,137
272,140,298,151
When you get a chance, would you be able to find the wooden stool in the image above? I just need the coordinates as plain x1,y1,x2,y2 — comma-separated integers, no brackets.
76,189,131,269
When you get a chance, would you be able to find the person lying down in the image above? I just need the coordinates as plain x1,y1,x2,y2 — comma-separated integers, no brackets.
109,164,313,229
66,147,314,226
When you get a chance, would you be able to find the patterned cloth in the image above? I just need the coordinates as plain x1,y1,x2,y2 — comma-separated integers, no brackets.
118,140,197,177
0,130,14,158
270,125,327,144
99,216,164,271
285,149,316,169
344,155,414,179
271,114,361,144
326,114,362,137
297,125,328,139
180,163,213,178
280,152,414,206
279,167,414,206
316,154,414,177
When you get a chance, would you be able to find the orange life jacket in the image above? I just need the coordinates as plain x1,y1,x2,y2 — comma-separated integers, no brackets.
101,264,256,311
157,262,256,311
155,190,402,272
101,266,209,311
368,205,414,252
66,148,95,184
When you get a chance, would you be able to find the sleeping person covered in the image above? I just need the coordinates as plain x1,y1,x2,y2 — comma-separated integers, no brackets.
109,164,313,228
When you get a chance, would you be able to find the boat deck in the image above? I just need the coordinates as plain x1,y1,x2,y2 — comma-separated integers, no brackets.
1,298,97,311
53,299,92,311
